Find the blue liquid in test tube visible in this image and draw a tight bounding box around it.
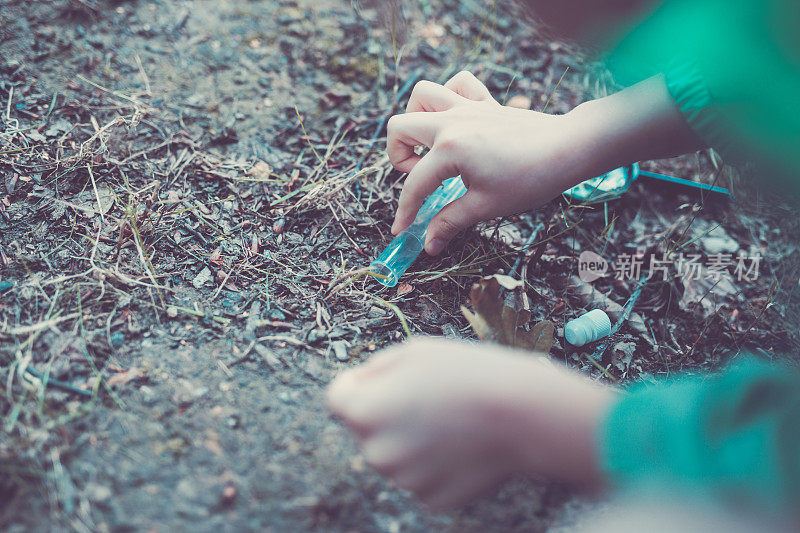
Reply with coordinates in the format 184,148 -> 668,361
370,176 -> 467,287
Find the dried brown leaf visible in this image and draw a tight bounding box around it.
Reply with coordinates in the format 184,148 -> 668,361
461,275 -> 554,353
612,341 -> 637,371
521,320 -> 555,353
460,305 -> 492,341
396,282 -> 413,296
492,274 -> 524,290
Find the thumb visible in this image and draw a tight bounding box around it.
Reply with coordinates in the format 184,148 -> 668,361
424,191 -> 484,256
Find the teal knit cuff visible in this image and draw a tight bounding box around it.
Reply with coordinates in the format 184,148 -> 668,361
599,378 -> 704,491
662,59 -> 737,163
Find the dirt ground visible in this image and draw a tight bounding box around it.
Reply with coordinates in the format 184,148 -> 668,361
2,0 -> 799,531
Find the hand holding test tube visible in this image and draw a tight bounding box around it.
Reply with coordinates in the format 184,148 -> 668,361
370,177 -> 467,287
370,165 -> 718,287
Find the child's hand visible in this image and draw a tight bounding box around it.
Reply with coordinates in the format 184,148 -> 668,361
327,337 -> 615,510
386,71 -> 705,255
387,71 -> 591,255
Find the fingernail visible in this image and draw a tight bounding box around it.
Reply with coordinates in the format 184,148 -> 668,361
426,238 -> 445,256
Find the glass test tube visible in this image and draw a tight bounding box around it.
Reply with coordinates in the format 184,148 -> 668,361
370,176 -> 467,287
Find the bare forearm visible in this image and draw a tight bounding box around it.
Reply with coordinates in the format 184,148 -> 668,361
512,366 -> 618,490
566,74 -> 706,179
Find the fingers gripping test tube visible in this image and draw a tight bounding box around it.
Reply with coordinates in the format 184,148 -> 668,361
370,177 -> 467,287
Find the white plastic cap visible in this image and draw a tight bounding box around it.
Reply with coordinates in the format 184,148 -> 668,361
564,309 -> 612,347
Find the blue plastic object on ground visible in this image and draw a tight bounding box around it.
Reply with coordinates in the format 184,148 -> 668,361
563,164 -> 640,203
564,163 -> 730,203
370,176 -> 467,287
371,165 -> 729,287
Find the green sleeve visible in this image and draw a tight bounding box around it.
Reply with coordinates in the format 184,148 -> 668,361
601,358 -> 800,513
606,0 -> 800,180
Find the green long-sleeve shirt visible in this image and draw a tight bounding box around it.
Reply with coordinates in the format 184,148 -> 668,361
607,0 -> 800,181
599,0 -> 800,512
601,358 -> 800,514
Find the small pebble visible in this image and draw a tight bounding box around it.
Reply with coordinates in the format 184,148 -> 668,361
85,483 -> 112,502
192,267 -> 212,289
220,482 -> 237,505
331,341 -> 349,362
506,94 -> 532,109
267,308 -> 286,320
